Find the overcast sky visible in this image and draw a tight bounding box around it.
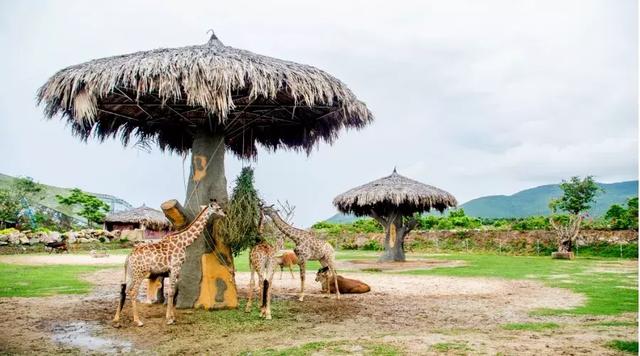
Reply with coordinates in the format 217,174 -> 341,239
0,0 -> 637,226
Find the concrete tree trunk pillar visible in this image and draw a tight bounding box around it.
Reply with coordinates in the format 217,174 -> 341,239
170,131 -> 238,309
378,215 -> 407,262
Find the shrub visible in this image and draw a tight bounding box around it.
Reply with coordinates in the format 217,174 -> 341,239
361,239 -> 382,251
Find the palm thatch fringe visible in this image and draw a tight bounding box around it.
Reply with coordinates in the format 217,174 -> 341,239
105,205 -> 171,231
333,169 -> 458,217
37,32 -> 373,158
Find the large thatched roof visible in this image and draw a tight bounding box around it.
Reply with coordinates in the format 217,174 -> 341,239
333,169 -> 458,217
37,32 -> 373,158
104,205 -> 171,230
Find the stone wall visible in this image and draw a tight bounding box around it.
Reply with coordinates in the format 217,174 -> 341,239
0,229 -> 123,246
331,229 -> 638,254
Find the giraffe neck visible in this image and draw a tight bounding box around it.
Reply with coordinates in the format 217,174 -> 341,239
176,207 -> 212,245
266,211 -> 306,245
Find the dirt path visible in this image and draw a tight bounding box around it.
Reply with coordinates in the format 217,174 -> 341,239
0,264 -> 636,355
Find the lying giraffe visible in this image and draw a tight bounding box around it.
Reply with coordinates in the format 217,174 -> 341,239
261,204 -> 340,301
113,201 -> 225,326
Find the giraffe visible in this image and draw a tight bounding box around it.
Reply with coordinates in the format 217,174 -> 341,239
112,201 -> 225,326
244,210 -> 284,319
261,204 -> 340,301
245,242 -> 277,319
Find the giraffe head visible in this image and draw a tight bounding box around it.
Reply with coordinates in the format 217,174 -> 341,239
200,200 -> 226,220
259,201 -> 277,217
315,266 -> 331,282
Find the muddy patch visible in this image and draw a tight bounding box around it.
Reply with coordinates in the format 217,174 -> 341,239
51,321 -> 131,354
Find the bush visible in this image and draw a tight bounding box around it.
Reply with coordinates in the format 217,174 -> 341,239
311,218 -> 382,236
361,239 -> 382,251
0,228 -> 19,235
512,216 -> 550,231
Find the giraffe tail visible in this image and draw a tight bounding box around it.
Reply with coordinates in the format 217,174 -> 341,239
118,256 -> 129,311
261,279 -> 269,308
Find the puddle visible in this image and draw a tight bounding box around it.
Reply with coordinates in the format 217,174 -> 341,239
51,321 -> 132,354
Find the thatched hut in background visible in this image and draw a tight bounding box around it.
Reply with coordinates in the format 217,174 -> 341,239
105,205 -> 171,240
333,169 -> 457,262
37,31 -> 372,309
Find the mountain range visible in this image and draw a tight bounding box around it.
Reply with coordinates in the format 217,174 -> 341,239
326,180 -> 638,223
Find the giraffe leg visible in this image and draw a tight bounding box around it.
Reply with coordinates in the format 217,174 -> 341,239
128,275 -> 145,327
265,271 -> 274,320
166,270 -> 179,325
245,268 -> 255,312
257,271 -> 266,317
298,261 -> 306,302
289,265 -> 295,279
279,266 -> 283,280
113,259 -> 131,325
329,263 -> 340,300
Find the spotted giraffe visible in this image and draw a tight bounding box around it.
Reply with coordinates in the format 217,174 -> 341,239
261,204 -> 340,301
245,242 -> 277,319
113,201 -> 225,326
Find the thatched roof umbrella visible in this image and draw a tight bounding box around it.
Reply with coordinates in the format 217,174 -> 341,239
333,169 -> 457,261
37,32 -> 373,309
104,205 -> 171,231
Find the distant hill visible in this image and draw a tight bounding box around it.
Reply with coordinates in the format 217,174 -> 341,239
0,173 -> 133,222
325,180 -> 638,222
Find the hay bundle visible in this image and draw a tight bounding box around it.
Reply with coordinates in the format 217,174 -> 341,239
219,167 -> 261,255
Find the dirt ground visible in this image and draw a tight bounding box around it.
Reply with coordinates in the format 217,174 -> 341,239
0,256 -> 636,355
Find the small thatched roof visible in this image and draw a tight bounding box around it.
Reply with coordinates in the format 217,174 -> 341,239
104,205 -> 171,230
37,32 -> 373,158
333,169 -> 458,217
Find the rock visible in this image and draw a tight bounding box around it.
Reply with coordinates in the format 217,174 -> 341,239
48,231 -> 61,242
8,233 -> 22,245
19,236 -> 30,245
0,234 -> 8,242
65,232 -> 77,244
28,237 -> 39,245
551,251 -> 575,260
0,241 -> 7,246
77,237 -> 90,244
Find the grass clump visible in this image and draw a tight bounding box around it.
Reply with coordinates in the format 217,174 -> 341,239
588,321 -> 637,327
187,300 -> 296,334
0,263 -> 107,297
605,340 -> 638,354
431,341 -> 470,353
502,322 -> 560,331
242,340 -> 402,355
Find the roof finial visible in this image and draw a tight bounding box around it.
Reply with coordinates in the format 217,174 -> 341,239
206,29 -> 223,46
393,166 -> 397,174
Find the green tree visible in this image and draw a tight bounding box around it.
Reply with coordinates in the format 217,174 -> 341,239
56,188 -> 110,228
605,197 -> 639,230
548,176 -> 601,254
0,177 -> 44,228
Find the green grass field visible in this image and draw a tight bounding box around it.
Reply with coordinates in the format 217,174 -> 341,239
0,250 -> 636,319
0,264 -> 109,297
400,253 -> 638,316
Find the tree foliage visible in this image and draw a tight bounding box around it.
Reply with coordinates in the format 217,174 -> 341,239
219,167 -> 261,256
56,188 -> 110,227
0,177 -> 44,226
605,197 -> 639,230
549,176 -> 601,215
